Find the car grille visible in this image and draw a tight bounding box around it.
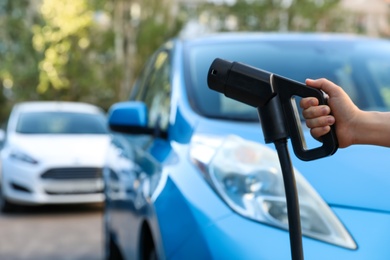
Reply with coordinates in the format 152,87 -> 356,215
45,190 -> 102,195
41,167 -> 103,180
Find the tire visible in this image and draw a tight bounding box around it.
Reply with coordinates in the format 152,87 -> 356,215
0,185 -> 16,213
145,247 -> 157,260
140,225 -> 158,260
105,232 -> 123,260
103,200 -> 122,260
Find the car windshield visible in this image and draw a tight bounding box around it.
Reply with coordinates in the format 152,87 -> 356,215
185,37 -> 390,121
16,111 -> 108,134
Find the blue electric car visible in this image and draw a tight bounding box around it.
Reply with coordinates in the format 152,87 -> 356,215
103,32 -> 390,259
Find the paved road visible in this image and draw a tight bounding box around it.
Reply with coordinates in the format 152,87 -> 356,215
0,204 -> 104,260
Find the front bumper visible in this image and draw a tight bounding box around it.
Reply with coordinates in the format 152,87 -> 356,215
1,159 -> 104,205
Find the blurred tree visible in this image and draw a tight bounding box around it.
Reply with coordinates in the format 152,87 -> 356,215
111,0 -> 184,100
0,0 -> 41,121
0,84 -> 9,124
0,0 -> 184,121
31,0 -> 121,108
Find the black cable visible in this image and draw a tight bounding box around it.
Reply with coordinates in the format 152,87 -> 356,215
274,139 -> 304,260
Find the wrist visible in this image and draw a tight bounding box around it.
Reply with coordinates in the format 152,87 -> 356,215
353,111 -> 390,147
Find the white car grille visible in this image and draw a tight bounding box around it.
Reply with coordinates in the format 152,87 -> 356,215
41,167 -> 103,180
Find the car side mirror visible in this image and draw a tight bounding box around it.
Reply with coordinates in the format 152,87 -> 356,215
107,101 -> 149,133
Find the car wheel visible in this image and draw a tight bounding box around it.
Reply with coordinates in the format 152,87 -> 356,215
140,225 -> 158,260
104,203 -> 122,260
105,232 -> 122,260
145,248 -> 157,260
0,183 -> 16,213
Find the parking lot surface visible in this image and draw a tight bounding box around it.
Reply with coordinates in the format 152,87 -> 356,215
0,204 -> 103,260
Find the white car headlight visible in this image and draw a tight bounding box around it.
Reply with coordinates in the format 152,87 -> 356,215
9,149 -> 39,164
190,134 -> 356,249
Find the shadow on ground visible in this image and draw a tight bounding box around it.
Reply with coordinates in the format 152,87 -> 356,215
3,202 -> 103,216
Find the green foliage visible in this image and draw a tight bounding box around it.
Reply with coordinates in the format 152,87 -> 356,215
30,0 -> 121,110
135,0 -> 184,77
0,0 -> 41,120
33,0 -> 92,92
0,0 -> 184,122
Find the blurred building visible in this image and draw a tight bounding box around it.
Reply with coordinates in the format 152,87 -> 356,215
341,0 -> 390,36
175,0 -> 390,37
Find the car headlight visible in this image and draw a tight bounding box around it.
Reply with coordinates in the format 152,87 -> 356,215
9,150 -> 39,164
190,134 -> 356,249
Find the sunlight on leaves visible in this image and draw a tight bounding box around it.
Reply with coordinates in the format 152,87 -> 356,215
33,0 -> 93,93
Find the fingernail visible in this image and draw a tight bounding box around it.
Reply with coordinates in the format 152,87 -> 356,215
327,116 -> 335,125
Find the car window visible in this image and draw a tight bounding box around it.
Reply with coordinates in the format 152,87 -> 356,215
16,112 -> 108,134
133,50 -> 171,131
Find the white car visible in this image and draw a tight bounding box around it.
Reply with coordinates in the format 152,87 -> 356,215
0,101 -> 110,212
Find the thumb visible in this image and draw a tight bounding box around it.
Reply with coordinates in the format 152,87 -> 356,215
306,78 -> 340,97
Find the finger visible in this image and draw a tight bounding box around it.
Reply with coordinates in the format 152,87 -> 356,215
310,126 -> 331,140
305,115 -> 335,129
300,97 -> 319,109
302,105 -> 331,119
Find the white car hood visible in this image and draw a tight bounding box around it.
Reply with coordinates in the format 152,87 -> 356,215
7,133 -> 110,167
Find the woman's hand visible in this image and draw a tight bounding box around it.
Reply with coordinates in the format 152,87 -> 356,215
300,78 -> 361,148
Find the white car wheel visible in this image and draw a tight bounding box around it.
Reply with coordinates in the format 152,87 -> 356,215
0,182 -> 16,213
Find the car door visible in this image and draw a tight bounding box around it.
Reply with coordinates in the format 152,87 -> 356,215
106,46 -> 173,258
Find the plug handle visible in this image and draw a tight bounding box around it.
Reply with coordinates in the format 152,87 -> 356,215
272,74 -> 338,161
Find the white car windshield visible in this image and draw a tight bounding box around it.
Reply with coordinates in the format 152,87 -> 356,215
15,111 -> 108,134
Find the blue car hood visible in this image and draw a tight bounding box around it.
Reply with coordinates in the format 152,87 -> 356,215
293,144 -> 390,213
195,119 -> 390,213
